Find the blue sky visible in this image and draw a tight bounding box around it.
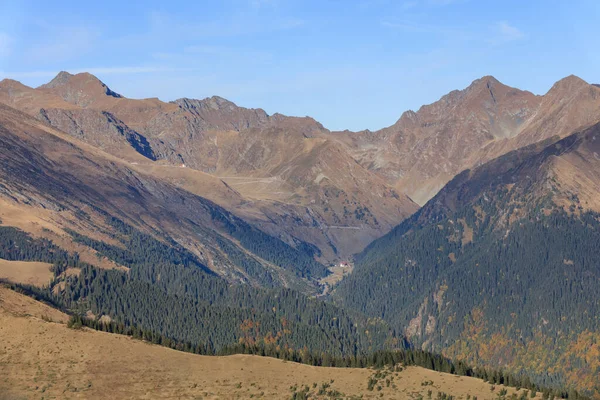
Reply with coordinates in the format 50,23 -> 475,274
0,0 -> 598,131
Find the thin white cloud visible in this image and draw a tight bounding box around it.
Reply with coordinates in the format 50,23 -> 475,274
145,10 -> 304,39
382,18 -> 524,47
498,21 -> 524,40
26,26 -> 98,62
250,0 -> 279,7
491,21 -> 525,44
0,32 -> 12,57
0,66 -> 196,80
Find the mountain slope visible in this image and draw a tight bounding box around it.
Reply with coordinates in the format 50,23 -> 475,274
0,102 -> 328,289
0,72 -> 417,261
0,285 -> 541,400
334,124 -> 600,396
0,101 -> 408,358
332,75 -> 600,205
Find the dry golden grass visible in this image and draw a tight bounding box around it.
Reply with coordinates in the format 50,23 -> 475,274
551,151 -> 600,213
457,218 -> 474,246
133,163 -> 248,208
0,198 -> 66,236
0,287 -> 541,400
0,286 -> 68,323
0,258 -> 53,287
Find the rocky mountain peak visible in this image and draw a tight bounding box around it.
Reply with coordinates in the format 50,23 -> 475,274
174,96 -> 243,113
429,76 -> 507,110
39,71 -> 74,89
465,75 -> 514,100
546,74 -> 589,96
469,75 -> 500,89
205,96 -> 236,110
0,78 -> 29,88
399,110 -> 418,120
0,79 -> 32,95
38,71 -> 122,107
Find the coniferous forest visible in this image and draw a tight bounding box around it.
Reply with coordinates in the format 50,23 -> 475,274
334,186 -> 600,395
1,197 -> 598,399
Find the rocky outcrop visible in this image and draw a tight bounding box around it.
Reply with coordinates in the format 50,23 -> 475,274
37,108 -> 156,161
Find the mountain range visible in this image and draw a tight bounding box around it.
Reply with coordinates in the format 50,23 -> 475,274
333,75 -> 600,205
0,72 -> 418,264
1,71 -> 600,398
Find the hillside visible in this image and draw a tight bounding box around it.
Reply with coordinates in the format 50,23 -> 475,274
0,285 -> 543,400
0,99 -> 398,354
332,75 -> 600,204
0,72 -> 417,261
334,124 -> 600,396
0,100 -> 336,290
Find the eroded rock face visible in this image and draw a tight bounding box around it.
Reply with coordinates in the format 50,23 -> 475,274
330,75 -> 600,205
37,108 -> 156,161
0,72 -> 418,261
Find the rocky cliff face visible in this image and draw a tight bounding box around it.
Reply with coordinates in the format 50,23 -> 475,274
36,108 -> 157,161
331,75 -> 600,205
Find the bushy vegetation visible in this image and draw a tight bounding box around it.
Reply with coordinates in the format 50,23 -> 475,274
0,226 -> 72,265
